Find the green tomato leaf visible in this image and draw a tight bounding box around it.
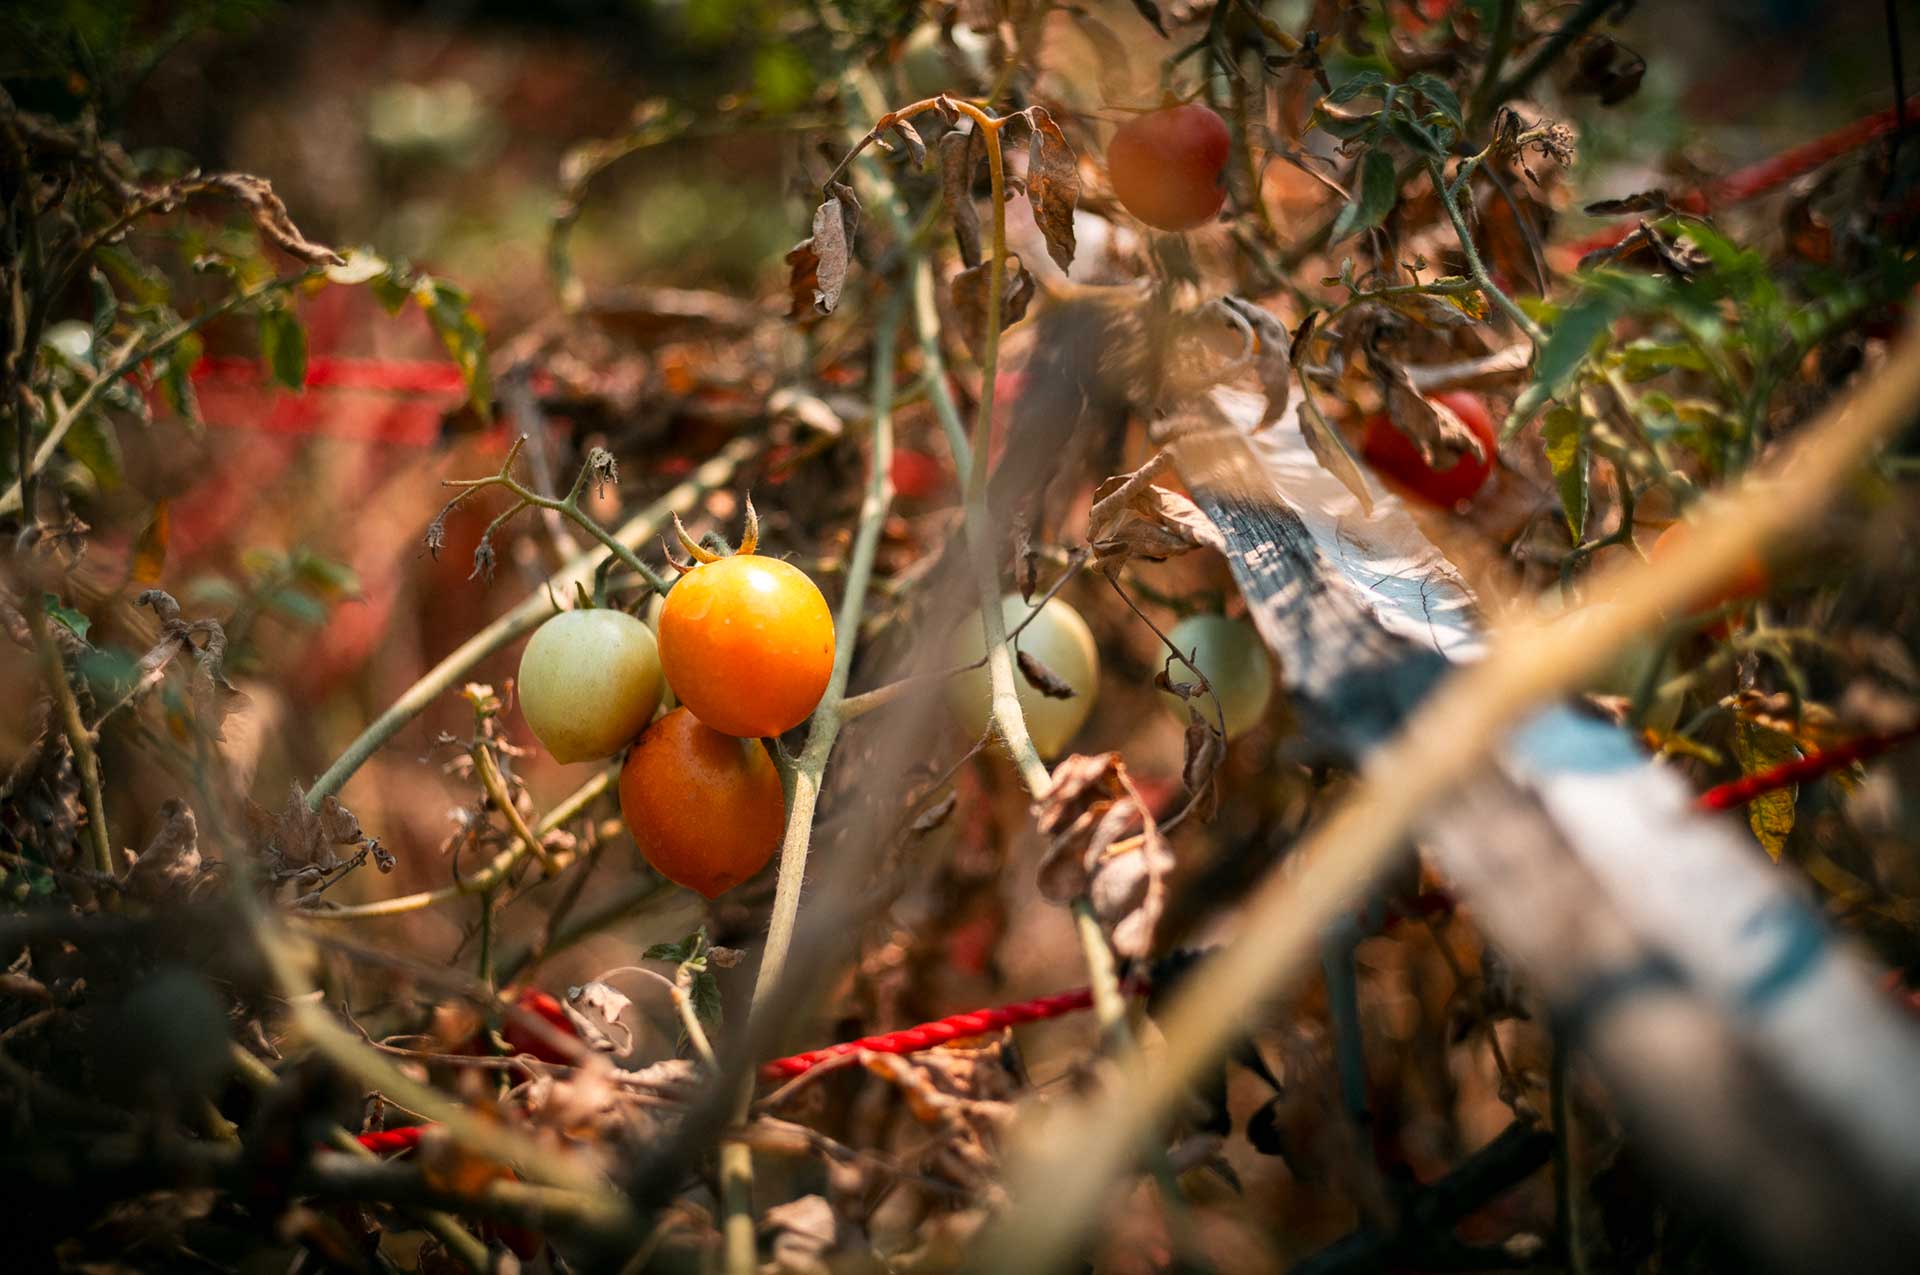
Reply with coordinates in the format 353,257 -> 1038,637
1330,150 -> 1398,244
1405,72 -> 1463,130
1326,70 -> 1387,104
414,276 -> 492,422
43,594 -> 91,642
1541,406 -> 1589,539
88,268 -> 118,363
1535,295 -> 1620,397
258,306 -> 308,390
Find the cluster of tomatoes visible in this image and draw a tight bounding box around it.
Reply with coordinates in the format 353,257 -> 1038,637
517,541 -> 834,897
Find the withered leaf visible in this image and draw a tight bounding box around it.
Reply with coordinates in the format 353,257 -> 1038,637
564,981 -> 635,1054
1125,0 -> 1168,37
939,128 -> 984,267
255,784 -> 368,874
1087,456 -> 1225,568
1220,296 -> 1292,425
1583,190 -> 1674,217
950,253 -> 1036,354
784,183 -> 861,318
1383,285 -> 1488,328
892,118 -> 928,167
1016,649 -> 1076,700
125,797 -> 203,901
1182,709 -> 1223,823
1023,106 -> 1080,273
1379,359 -> 1486,473
911,790 -> 959,835
1033,753 -> 1174,958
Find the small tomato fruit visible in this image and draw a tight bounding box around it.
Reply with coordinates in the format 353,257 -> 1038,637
1649,519 -> 1770,637
1158,614 -> 1275,739
948,594 -> 1099,759
1106,103 -> 1232,232
518,609 -> 663,763
1359,390 -> 1498,510
621,707 -> 785,898
658,554 -> 835,738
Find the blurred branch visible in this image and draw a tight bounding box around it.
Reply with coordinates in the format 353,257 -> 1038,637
305,434 -> 757,808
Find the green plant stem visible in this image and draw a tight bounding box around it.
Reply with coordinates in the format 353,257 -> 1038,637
1426,157 -> 1547,346
1467,0 -> 1520,131
306,435 -> 756,808
719,287 -> 907,1275
299,768 -> 613,921
0,269 -> 313,517
29,603 -> 113,877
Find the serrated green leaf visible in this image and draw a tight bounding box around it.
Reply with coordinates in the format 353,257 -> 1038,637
369,267 -> 413,316
643,928 -> 707,966
1326,70 -> 1386,104
65,412 -> 123,490
43,594 -> 91,641
1733,722 -> 1801,861
258,307 -> 307,390
1312,110 -> 1376,142
1330,150 -> 1398,244
1405,72 -> 1463,129
1536,296 -> 1620,396
1541,406 -> 1589,539
415,277 -> 492,422
689,969 -> 723,1029
1613,340 -> 1709,382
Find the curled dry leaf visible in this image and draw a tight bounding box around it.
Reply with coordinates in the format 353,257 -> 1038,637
761,1195 -> 856,1275
1033,752 -> 1174,958
1016,649 -> 1076,700
1379,360 -> 1486,471
195,173 -> 344,266
132,589 -> 249,740
784,182 -> 861,318
1022,106 -> 1079,273
1181,709 -> 1224,821
949,253 -> 1036,354
124,797 -> 203,901
938,128 -> 984,267
1087,453 -> 1225,569
892,118 -> 928,167
564,981 -> 635,1054
1219,296 -> 1293,426
251,783 -> 368,875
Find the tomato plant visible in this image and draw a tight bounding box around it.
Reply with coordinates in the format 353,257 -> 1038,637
1159,614 -> 1275,739
657,554 -> 834,739
1105,103 -> 1231,232
948,595 -> 1099,759
1359,390 -> 1498,510
517,609 -> 663,763
620,707 -> 785,898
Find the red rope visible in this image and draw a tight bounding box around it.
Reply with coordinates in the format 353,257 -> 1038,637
354,1125 -> 429,1154
758,986 -> 1107,1081
1565,95 -> 1920,259
1696,725 -> 1920,813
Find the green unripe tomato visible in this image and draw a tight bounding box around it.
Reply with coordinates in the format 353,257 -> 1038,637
949,594 -> 1099,759
518,609 -> 663,763
1158,614 -> 1274,739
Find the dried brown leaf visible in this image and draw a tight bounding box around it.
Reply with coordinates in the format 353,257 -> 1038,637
949,254 -> 1035,354
563,981 -> 634,1054
1087,455 -> 1225,568
1220,296 -> 1292,425
1023,106 -> 1079,273
1032,752 -> 1174,957
1380,360 -> 1485,471
125,797 -> 203,901
1016,649 -> 1076,700
784,184 -> 861,318
938,128 -> 984,267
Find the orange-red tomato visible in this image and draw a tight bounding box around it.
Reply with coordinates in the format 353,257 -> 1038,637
500,988 -> 577,1064
620,707 -> 785,898
889,448 -> 949,502
1649,519 -> 1771,636
1106,103 -> 1231,232
657,554 -> 834,738
1359,390 -> 1498,509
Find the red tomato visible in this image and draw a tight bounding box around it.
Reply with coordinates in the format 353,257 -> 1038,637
1359,390 -> 1497,509
1106,104 -> 1231,232
1649,519 -> 1771,637
657,553 -> 835,738
500,988 -> 578,1064
890,447 -> 949,501
620,707 -> 786,898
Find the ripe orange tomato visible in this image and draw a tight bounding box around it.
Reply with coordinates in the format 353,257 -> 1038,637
1649,519 -> 1770,636
620,707 -> 785,898
657,554 -> 834,738
1359,390 -> 1497,510
1106,103 -> 1231,232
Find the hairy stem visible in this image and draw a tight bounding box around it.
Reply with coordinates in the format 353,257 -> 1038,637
1426,157 -> 1546,346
